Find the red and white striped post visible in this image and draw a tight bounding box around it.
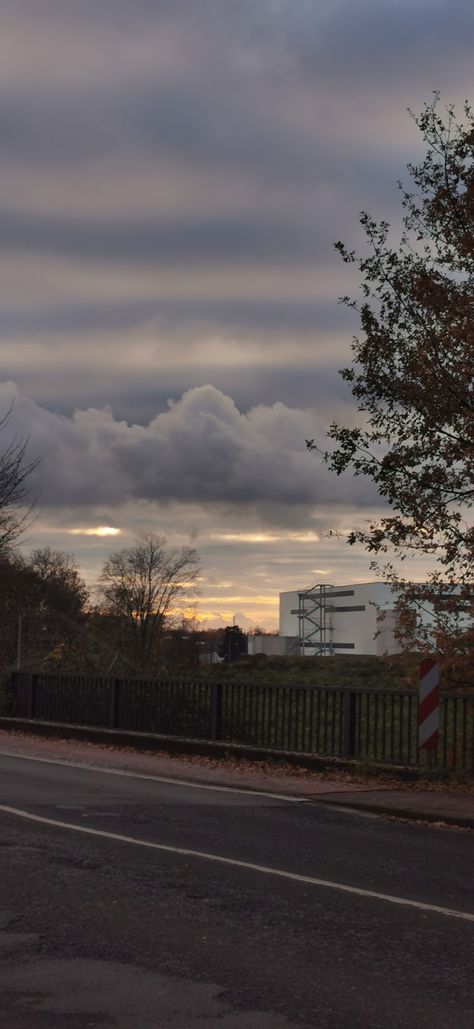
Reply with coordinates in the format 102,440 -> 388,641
418,658 -> 440,751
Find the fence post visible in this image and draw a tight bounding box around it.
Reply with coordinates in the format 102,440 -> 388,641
8,671 -> 18,713
109,678 -> 121,729
210,683 -> 223,741
343,690 -> 356,757
27,673 -> 38,720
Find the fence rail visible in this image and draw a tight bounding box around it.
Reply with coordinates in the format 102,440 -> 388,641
6,672 -> 474,771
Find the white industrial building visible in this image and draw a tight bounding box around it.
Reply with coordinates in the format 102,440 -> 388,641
247,581 -> 471,659
279,582 -> 402,657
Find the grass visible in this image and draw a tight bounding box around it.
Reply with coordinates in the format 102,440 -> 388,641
193,652 -> 421,689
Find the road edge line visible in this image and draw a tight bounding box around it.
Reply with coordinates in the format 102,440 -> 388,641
0,749 -> 305,803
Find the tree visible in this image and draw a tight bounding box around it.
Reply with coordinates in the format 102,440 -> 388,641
29,547 -> 89,619
0,548 -> 89,672
97,533 -> 200,674
218,625 -> 247,662
0,405 -> 38,552
308,96 -> 474,678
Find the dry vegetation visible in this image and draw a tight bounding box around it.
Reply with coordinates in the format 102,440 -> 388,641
194,652 -> 422,689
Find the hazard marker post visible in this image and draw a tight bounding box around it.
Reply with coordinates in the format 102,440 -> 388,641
418,658 -> 440,752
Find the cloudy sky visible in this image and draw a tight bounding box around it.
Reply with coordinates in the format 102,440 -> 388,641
1,0 -> 472,628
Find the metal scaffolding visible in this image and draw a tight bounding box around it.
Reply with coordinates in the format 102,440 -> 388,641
294,585 -> 366,655
296,584 -> 334,656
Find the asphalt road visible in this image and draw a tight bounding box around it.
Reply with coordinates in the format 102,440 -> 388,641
0,753 -> 473,1028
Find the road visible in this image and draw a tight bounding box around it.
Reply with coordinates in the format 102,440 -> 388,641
0,752 -> 472,1028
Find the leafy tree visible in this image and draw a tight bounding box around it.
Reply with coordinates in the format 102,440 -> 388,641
97,533 -> 200,674
308,96 -> 474,677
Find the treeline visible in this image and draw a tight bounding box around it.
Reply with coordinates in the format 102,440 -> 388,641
0,534 -> 223,678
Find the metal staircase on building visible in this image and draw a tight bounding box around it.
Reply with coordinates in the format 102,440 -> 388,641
293,585 -> 362,656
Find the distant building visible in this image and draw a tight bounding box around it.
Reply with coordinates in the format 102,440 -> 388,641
279,582 -> 404,657
247,634 -> 299,657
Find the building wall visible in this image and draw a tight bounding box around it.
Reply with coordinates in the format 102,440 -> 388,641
279,582 -> 402,656
247,634 -> 298,657
279,591 -> 300,638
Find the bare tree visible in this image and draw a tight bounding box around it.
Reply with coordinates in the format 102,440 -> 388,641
0,405 -> 38,552
97,534 -> 200,674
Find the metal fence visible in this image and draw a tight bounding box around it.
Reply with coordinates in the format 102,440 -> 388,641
7,672 -> 474,771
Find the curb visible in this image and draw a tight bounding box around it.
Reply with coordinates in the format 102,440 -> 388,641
314,795 -> 474,830
0,715 -> 425,779
0,716 -> 421,777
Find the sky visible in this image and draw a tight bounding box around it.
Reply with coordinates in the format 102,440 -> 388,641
1,0 -> 472,629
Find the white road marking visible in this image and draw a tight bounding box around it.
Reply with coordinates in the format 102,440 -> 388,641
0,803 -> 473,924
0,750 -> 305,803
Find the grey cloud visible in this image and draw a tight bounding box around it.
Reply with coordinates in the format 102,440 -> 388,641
0,296 -> 354,337
11,0 -> 474,57
281,1 -> 474,84
0,360 -> 353,428
70,366 -> 355,428
2,1 -> 468,195
0,79 -> 350,189
0,0 -> 468,615
1,382 -> 377,516
6,0 -> 210,27
0,73 -> 430,200
0,209 -> 326,266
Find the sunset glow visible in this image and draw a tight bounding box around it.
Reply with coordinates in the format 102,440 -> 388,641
69,526 -> 121,537
210,532 -> 320,544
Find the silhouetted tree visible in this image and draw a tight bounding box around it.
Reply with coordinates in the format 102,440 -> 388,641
29,547 -> 89,619
0,405 -> 38,551
97,534 -> 200,674
308,96 -> 474,678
